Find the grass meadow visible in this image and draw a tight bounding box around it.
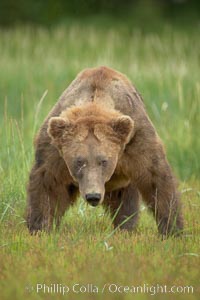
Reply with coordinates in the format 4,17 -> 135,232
0,21 -> 200,300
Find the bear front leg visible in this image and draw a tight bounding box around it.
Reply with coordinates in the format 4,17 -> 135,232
104,184 -> 140,231
137,159 -> 184,237
26,165 -> 71,234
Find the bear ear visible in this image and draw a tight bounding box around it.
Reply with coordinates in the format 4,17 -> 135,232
110,115 -> 134,144
47,117 -> 71,140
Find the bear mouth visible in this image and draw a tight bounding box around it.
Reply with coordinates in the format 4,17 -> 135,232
88,200 -> 99,207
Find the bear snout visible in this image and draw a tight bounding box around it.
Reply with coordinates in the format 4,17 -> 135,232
85,193 -> 101,207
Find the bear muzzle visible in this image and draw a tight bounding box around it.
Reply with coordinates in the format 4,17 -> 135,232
85,193 -> 101,207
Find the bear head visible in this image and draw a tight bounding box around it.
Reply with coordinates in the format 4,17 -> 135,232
47,103 -> 134,206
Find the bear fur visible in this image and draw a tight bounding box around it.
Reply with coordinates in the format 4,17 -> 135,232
26,66 -> 183,236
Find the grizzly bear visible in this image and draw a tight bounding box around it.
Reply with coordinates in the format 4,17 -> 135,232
26,66 -> 183,236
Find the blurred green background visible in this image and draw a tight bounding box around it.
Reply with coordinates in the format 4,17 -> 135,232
0,0 -> 200,28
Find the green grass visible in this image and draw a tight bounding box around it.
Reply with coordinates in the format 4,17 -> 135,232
0,22 -> 200,300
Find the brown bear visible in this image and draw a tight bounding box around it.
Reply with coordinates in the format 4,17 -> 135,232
26,66 -> 183,236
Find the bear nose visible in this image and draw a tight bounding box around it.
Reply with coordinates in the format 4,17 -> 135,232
85,193 -> 101,207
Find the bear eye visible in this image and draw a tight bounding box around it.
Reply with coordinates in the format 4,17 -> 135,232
97,157 -> 108,167
101,159 -> 108,167
75,157 -> 86,169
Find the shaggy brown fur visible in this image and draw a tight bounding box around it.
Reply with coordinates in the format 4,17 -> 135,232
26,66 -> 183,236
